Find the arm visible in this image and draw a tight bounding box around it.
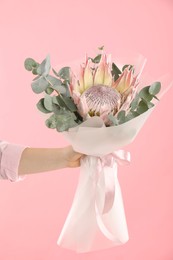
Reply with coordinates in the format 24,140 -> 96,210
18,146 -> 83,176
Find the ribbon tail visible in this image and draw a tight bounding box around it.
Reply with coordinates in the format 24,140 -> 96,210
95,164 -> 129,245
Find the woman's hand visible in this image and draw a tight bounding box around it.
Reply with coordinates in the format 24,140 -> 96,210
62,146 -> 84,168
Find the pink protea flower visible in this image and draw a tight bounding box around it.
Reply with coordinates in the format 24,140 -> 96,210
70,54 -> 139,124
78,85 -> 121,123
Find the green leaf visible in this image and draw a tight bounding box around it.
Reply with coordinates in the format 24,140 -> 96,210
122,64 -> 134,72
46,109 -> 77,132
52,103 -> 61,114
113,74 -> 119,81
33,75 -> 40,81
147,102 -> 155,109
61,83 -> 71,97
74,111 -> 83,123
46,75 -> 66,94
32,68 -> 39,75
56,115 -> 77,132
136,100 -> 149,114
131,111 -> 139,117
53,67 -> 70,80
37,55 -> 51,76
130,94 -> 140,111
46,75 -> 61,85
92,54 -> 102,63
98,45 -> 104,50
152,95 -> 159,101
124,111 -> 139,123
117,110 -> 126,124
108,114 -> 118,126
53,95 -> 76,111
149,82 -> 161,96
31,77 -> 50,94
45,87 -> 54,95
112,63 -> 121,75
52,96 -> 59,105
139,86 -> 153,102
52,68 -> 59,77
111,63 -> 121,81
53,95 -> 66,108
44,94 -> 53,111
61,96 -> 77,112
45,114 -> 57,129
36,98 -> 51,114
24,58 -> 38,71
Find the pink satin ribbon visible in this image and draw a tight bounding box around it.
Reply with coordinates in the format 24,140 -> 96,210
94,150 -> 130,242
97,150 -> 131,214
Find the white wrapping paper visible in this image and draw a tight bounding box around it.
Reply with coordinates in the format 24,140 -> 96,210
57,108 -> 154,252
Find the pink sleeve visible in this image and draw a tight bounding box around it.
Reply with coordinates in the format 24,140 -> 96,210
0,141 -> 27,182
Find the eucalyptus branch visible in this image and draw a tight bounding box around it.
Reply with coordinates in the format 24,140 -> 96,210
44,76 -> 60,96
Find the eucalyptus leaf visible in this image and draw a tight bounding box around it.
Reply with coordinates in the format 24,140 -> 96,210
62,96 -> 77,112
52,96 -> 59,105
56,114 -> 78,132
33,75 -> 40,81
52,103 -> 61,114
36,98 -> 51,114
74,111 -> 83,123
45,87 -> 54,95
37,55 -> 51,76
152,95 -> 159,101
53,67 -> 70,80
44,94 -> 53,111
31,77 -> 50,94
45,114 -> 57,129
131,111 -> 139,117
124,111 -> 139,123
136,100 -> 149,114
46,75 -> 66,94
53,95 -> 67,108
32,68 -> 39,75
117,110 -> 126,124
46,109 -> 77,132
52,68 -> 59,77
130,94 -> 140,111
46,75 -> 62,86
53,95 -> 77,112
139,86 -> 153,102
108,114 -> 118,126
61,83 -> 71,97
149,82 -> 161,96
24,58 -> 37,71
147,102 -> 155,109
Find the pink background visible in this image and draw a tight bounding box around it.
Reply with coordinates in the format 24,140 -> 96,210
0,0 -> 173,259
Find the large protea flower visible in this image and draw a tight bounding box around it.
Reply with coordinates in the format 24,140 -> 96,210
70,54 -> 139,125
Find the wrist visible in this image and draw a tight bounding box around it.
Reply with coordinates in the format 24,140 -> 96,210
56,147 -> 69,169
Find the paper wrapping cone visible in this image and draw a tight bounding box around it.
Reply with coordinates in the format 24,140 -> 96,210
57,108 -> 154,252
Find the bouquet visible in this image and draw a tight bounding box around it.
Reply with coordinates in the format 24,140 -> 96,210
25,47 -> 165,252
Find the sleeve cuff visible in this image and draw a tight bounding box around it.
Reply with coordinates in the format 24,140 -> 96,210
1,143 -> 27,182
